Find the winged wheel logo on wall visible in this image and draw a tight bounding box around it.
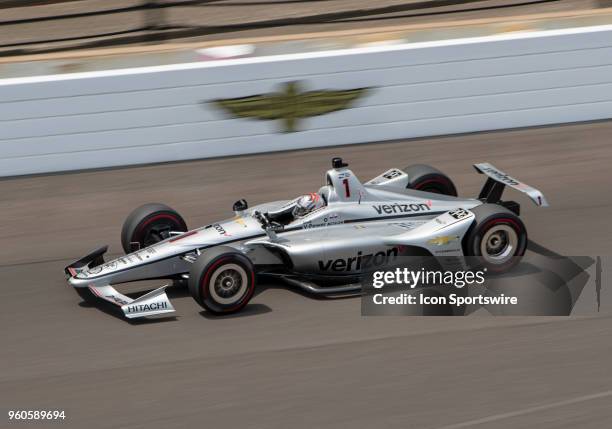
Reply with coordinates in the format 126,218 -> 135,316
210,81 -> 370,133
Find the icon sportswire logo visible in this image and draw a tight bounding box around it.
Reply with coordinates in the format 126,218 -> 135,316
210,81 -> 371,132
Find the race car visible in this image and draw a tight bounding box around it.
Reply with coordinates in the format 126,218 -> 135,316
65,158 -> 547,319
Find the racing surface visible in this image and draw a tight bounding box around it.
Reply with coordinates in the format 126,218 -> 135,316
2,120 -> 612,428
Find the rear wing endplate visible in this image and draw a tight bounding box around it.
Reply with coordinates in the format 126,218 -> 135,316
474,163 -> 548,207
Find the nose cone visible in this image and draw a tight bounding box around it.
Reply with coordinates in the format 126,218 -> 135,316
68,274 -> 90,288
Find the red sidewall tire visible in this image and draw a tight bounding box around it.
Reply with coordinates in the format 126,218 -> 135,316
412,175 -> 457,196
131,212 -> 184,244
403,164 -> 458,197
121,204 -> 187,253
467,214 -> 527,273
189,250 -> 256,314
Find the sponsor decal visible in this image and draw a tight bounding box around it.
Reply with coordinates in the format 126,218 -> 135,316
213,223 -> 231,236
372,201 -> 431,215
319,247 -> 399,272
105,294 -> 130,306
393,222 -> 420,229
211,81 -> 370,133
428,235 -> 459,246
382,169 -> 404,180
103,261 -> 117,270
125,301 -> 168,314
303,216 -> 343,229
136,249 -> 154,260
135,248 -> 156,260
481,166 -> 520,186
434,248 -> 461,254
234,216 -> 248,227
448,208 -> 471,220
87,265 -> 103,274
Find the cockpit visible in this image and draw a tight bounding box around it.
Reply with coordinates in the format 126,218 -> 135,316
266,191 -> 327,225
258,157 -> 363,227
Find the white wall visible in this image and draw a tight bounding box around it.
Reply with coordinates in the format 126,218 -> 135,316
1,25 -> 612,177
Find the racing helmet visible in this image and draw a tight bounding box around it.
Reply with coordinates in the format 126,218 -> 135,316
293,193 -> 321,217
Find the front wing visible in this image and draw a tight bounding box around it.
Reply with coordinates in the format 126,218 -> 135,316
87,284 -> 175,319
65,247 -> 176,319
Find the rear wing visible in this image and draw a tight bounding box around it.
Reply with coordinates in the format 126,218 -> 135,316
474,163 -> 548,207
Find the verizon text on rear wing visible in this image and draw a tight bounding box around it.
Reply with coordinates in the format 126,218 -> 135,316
474,163 -> 549,207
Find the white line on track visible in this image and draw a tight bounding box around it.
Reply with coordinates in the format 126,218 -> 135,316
435,389 -> 612,429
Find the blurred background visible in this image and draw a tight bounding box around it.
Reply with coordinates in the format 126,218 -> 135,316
0,0 -> 606,57
2,3 -> 612,429
1,0 -> 610,78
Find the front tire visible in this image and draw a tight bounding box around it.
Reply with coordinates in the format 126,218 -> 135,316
188,247 -> 256,314
464,204 -> 527,272
121,203 -> 187,253
403,164 -> 457,196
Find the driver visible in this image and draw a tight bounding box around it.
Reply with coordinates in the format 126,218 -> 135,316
293,193 -> 324,217
266,192 -> 325,224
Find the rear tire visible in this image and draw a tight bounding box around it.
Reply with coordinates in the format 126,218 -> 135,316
464,204 -> 527,272
121,203 -> 187,253
403,164 -> 457,196
188,246 -> 256,314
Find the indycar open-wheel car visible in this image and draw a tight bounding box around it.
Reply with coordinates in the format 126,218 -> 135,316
65,158 -> 547,319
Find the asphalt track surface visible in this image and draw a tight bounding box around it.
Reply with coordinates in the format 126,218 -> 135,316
0,0 -> 600,56
2,121 -> 612,428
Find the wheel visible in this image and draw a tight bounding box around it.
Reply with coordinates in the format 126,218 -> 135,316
464,204 -> 528,272
188,246 -> 256,314
121,203 -> 187,253
403,164 -> 457,196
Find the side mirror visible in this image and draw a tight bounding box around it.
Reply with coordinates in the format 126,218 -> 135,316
233,199 -> 248,213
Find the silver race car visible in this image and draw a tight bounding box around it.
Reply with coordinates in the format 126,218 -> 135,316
65,158 -> 547,319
